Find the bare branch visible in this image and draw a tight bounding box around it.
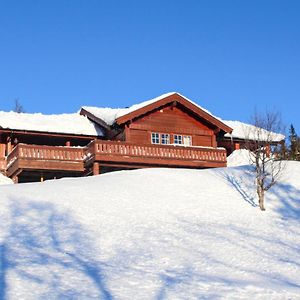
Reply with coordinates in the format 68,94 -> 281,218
243,109 -> 285,211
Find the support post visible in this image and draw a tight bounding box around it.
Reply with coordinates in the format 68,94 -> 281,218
266,144 -> 270,158
12,175 -> 18,184
93,162 -> 100,175
234,143 -> 240,150
6,137 -> 12,155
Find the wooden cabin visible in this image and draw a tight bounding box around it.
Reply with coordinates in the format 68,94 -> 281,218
0,92 -> 284,183
80,93 -> 233,175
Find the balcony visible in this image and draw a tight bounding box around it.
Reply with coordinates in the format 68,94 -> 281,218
6,144 -> 85,178
85,140 -> 227,170
4,140 -> 227,180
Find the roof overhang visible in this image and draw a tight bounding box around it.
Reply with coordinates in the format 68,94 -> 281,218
80,108 -> 111,131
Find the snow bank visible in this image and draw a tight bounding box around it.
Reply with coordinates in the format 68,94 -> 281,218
0,111 -> 104,136
227,149 -> 253,167
0,163 -> 300,298
0,173 -> 13,185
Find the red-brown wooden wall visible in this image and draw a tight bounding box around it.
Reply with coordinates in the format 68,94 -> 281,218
121,105 -> 217,147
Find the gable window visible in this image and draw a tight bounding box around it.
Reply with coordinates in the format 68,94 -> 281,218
174,134 -> 183,145
161,133 -> 170,145
151,133 -> 160,144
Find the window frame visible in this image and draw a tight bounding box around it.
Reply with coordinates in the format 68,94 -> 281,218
173,134 -> 183,145
183,135 -> 192,146
161,133 -> 170,145
151,132 -> 160,144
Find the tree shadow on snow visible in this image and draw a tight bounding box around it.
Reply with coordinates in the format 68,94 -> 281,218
216,168 -> 258,208
153,218 -> 300,299
0,198 -> 113,300
217,168 -> 300,221
269,182 -> 300,221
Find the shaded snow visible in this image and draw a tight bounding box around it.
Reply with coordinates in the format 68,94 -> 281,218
0,163 -> 300,299
0,111 -> 104,136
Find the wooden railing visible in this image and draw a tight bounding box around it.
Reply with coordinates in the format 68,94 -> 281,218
5,141 -> 227,175
87,140 -> 227,162
6,144 -> 85,169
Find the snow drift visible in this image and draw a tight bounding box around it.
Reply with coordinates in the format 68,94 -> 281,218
0,173 -> 13,185
0,162 -> 300,299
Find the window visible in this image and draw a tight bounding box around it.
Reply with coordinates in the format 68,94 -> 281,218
183,135 -> 192,146
161,133 -> 170,145
174,134 -> 183,145
151,133 -> 160,144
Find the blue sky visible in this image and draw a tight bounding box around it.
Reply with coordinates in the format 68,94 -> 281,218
0,0 -> 299,133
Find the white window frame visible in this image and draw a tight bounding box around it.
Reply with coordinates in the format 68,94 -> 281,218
183,135 -> 192,146
174,134 -> 183,145
151,132 -> 160,144
161,133 -> 170,145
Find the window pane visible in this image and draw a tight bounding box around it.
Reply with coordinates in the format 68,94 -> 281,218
174,135 -> 183,144
161,133 -> 170,145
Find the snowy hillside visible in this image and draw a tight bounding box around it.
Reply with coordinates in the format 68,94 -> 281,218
0,162 -> 300,299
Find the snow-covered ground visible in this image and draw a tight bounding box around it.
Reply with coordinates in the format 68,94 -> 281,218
0,159 -> 300,299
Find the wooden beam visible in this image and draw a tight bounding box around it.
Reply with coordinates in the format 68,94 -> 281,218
93,162 -> 100,175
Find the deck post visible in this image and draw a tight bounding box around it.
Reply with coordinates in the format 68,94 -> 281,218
6,137 -> 12,155
234,142 -> 240,150
93,162 -> 100,175
66,141 -> 71,147
41,173 -> 44,182
12,175 -> 18,184
266,144 -> 270,157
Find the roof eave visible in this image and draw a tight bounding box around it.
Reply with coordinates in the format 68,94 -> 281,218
80,108 -> 111,130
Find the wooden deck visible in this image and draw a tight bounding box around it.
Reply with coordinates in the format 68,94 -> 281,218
85,140 -> 227,170
4,141 -> 227,180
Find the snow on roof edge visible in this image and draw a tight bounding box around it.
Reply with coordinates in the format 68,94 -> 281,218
81,92 -> 226,128
223,120 -> 285,142
0,110 -> 104,137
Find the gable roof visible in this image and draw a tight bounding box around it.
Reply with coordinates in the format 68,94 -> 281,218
81,92 -> 233,133
0,111 -> 104,137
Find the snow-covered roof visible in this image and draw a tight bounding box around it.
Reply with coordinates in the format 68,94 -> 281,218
223,120 -> 285,142
81,92 -> 284,142
0,111 -> 104,136
82,92 -> 219,126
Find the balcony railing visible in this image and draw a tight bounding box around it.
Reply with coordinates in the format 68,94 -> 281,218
7,144 -> 85,166
5,140 -> 227,178
86,140 -> 227,166
6,144 -> 85,176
